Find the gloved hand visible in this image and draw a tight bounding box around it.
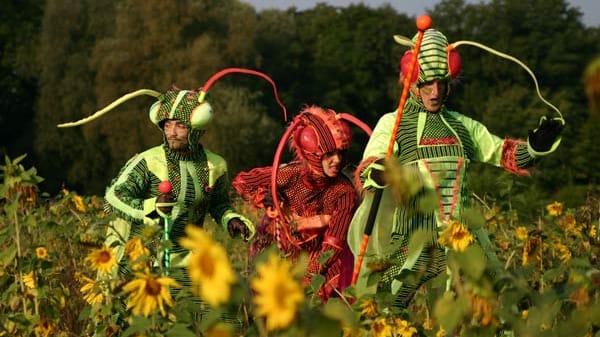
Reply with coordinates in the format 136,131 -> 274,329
369,158 -> 387,186
227,218 -> 250,241
528,116 -> 565,152
262,190 -> 287,209
155,193 -> 176,218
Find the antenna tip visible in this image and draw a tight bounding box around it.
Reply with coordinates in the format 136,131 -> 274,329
416,15 -> 432,31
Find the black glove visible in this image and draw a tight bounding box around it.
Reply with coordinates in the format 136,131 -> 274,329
528,116 -> 564,152
227,218 -> 249,240
262,190 -> 287,209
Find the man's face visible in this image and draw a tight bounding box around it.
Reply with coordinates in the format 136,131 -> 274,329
163,119 -> 190,151
321,151 -> 342,178
413,80 -> 448,112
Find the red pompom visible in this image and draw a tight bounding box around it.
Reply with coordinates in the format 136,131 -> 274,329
416,15 -> 432,31
158,180 -> 172,194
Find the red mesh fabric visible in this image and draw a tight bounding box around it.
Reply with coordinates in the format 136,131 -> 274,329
232,161 -> 358,301
501,138 -> 531,176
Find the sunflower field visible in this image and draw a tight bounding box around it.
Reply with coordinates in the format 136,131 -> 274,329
1,154 -> 599,337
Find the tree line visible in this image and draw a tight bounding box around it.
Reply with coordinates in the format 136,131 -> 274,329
1,0 -> 600,219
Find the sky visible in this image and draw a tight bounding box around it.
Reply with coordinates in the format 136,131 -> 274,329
240,0 -> 599,27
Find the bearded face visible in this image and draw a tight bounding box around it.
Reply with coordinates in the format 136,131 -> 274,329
163,119 -> 190,151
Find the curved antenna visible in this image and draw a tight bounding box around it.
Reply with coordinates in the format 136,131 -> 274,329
393,35 -> 416,48
198,67 -> 288,122
339,113 -> 373,137
450,40 -> 564,121
270,118 -> 302,251
57,89 -> 161,128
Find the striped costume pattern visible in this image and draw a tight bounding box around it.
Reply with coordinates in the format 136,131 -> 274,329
348,95 -> 537,308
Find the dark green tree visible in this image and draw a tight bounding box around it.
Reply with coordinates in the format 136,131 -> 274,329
34,0 -> 273,195
0,0 -> 43,160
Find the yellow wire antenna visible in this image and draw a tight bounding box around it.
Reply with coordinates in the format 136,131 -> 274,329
57,89 -> 161,128
451,40 -> 563,120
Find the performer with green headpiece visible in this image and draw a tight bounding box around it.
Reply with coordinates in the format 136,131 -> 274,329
347,25 -> 565,308
58,68 -> 287,332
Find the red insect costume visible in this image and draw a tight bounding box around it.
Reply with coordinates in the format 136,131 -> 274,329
233,105 -> 359,301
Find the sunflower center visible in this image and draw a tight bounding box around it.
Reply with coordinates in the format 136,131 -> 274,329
99,250 -> 111,263
274,281 -> 288,308
145,278 -> 162,296
199,251 -> 215,276
453,231 -> 466,240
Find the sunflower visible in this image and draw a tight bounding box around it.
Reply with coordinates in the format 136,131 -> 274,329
179,225 -> 236,307
359,298 -> 379,318
392,318 -> 418,337
35,247 -> 48,259
553,241 -> 572,263
546,201 -> 563,217
72,194 -> 87,212
124,237 -> 151,271
515,227 -> 528,241
23,271 -> 36,289
33,319 -> 55,337
422,318 -> 435,331
79,274 -> 104,305
84,245 -> 118,274
437,220 -> 474,252
589,225 -> 597,238
370,317 -> 392,337
561,214 -> 577,234
122,272 -> 179,317
522,237 -> 542,266
468,292 -> 496,327
251,253 -> 304,332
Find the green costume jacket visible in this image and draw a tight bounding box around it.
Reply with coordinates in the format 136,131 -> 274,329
348,97 -> 559,295
104,143 -> 251,264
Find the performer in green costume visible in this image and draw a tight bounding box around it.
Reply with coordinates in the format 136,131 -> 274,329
58,68 -> 287,332
103,88 -> 254,265
347,28 -> 564,308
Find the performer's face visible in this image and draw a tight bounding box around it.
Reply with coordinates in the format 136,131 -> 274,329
163,119 -> 190,151
414,80 -> 447,112
321,151 -> 342,178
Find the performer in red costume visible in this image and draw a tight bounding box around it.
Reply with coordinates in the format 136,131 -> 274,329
233,105 -> 367,301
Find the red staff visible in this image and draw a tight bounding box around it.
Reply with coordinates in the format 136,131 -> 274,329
351,14 -> 432,286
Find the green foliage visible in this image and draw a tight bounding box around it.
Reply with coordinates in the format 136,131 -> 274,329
0,0 -> 42,159
0,154 -> 44,193
0,158 -> 108,336
1,157 -> 599,337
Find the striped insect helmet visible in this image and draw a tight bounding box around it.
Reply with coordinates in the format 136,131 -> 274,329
396,28 -> 462,85
289,106 -> 352,177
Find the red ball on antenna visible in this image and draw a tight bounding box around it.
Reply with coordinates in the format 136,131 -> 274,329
158,181 -> 172,194
416,15 -> 432,31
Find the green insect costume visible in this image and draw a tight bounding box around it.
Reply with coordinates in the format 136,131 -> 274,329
57,68 -> 287,332
103,88 -> 255,268
347,29 -> 564,308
